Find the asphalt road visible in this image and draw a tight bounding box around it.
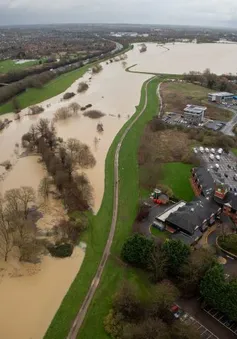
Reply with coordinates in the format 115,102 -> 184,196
67,76 -> 156,339
220,106 -> 237,136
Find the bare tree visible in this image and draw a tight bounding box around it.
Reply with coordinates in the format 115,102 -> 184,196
68,102 -> 80,115
38,176 -> 51,201
0,196 -> 13,261
5,187 -> 36,239
67,138 -> 96,169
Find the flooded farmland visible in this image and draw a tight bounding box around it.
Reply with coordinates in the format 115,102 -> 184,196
0,42 -> 236,339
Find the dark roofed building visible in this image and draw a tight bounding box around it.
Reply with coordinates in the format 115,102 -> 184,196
214,191 -> 237,224
192,167 -> 215,197
166,196 -> 221,238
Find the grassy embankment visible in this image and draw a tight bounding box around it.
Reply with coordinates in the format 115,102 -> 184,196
161,82 -> 233,121
126,64 -> 181,79
44,76 -> 156,339
77,77 -> 160,338
0,46 -> 132,115
0,59 -> 38,73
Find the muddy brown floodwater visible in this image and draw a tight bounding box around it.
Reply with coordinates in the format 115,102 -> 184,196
0,42 -> 235,339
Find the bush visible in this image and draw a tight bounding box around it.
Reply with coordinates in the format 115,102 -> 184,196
97,123 -> 104,133
29,105 -> 44,115
0,160 -> 12,170
83,110 -> 105,119
85,104 -> 92,108
77,82 -> 89,93
121,233 -> 155,268
54,107 -> 73,121
136,202 -> 150,221
218,234 -> 237,255
92,64 -> 103,74
63,92 -> 75,100
47,243 -> 74,258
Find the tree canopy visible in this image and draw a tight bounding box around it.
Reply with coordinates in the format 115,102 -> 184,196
162,239 -> 190,276
121,233 -> 155,268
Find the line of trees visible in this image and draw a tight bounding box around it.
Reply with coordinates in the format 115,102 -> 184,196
183,68 -> 237,93
104,279 -> 200,339
119,233 -> 237,326
22,118 -> 96,212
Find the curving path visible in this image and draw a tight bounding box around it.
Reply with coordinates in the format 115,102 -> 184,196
67,76 -> 156,339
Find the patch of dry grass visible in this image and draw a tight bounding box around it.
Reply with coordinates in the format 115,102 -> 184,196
139,128 -> 191,164
161,82 -> 233,121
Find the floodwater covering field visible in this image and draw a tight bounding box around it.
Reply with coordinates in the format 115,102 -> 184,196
0,42 -> 235,339
132,42 -> 237,75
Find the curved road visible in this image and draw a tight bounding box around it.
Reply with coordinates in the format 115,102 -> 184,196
67,76 -> 156,339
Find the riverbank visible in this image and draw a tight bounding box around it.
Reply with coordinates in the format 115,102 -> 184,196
44,77 -> 159,339
77,77 -> 160,338
0,46 -> 131,115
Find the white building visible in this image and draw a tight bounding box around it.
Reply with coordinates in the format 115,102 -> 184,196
183,105 -> 207,124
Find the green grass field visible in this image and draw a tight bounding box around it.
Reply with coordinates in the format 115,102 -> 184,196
161,162 -> 194,201
150,226 -> 170,240
0,46 -> 132,115
77,77 -> 160,339
0,59 -> 38,73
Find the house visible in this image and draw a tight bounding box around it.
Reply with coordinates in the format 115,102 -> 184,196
208,92 -> 234,103
183,105 -> 207,124
166,197 -> 221,238
191,167 -> 215,197
214,189 -> 237,224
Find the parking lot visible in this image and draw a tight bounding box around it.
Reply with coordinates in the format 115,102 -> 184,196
179,310 -> 219,338
203,305 -> 237,336
162,112 -> 197,128
196,149 -> 237,190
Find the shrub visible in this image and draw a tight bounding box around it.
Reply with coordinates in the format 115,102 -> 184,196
63,92 -> 75,100
29,105 -> 44,115
85,104 -> 92,108
83,110 -> 105,119
80,106 -> 86,111
92,64 -> 103,74
47,243 -> 74,258
218,234 -> 237,255
121,233 -> 155,268
97,122 -> 104,133
77,82 -> 89,93
0,160 -> 12,170
54,107 -> 72,121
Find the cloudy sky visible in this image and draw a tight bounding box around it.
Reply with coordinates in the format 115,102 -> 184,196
0,0 -> 237,27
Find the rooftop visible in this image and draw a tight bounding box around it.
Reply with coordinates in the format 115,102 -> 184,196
208,92 -> 234,97
184,105 -> 207,114
193,167 -> 215,197
166,196 -> 220,235
156,201 -> 186,222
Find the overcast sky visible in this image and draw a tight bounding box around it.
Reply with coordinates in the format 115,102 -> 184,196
1,0 -> 237,27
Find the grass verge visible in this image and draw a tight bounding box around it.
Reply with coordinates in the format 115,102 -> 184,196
151,226 -> 170,240
0,46 -> 131,115
161,162 -> 194,201
77,77 -> 160,338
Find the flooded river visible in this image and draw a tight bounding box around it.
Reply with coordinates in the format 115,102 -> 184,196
0,42 -> 235,339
